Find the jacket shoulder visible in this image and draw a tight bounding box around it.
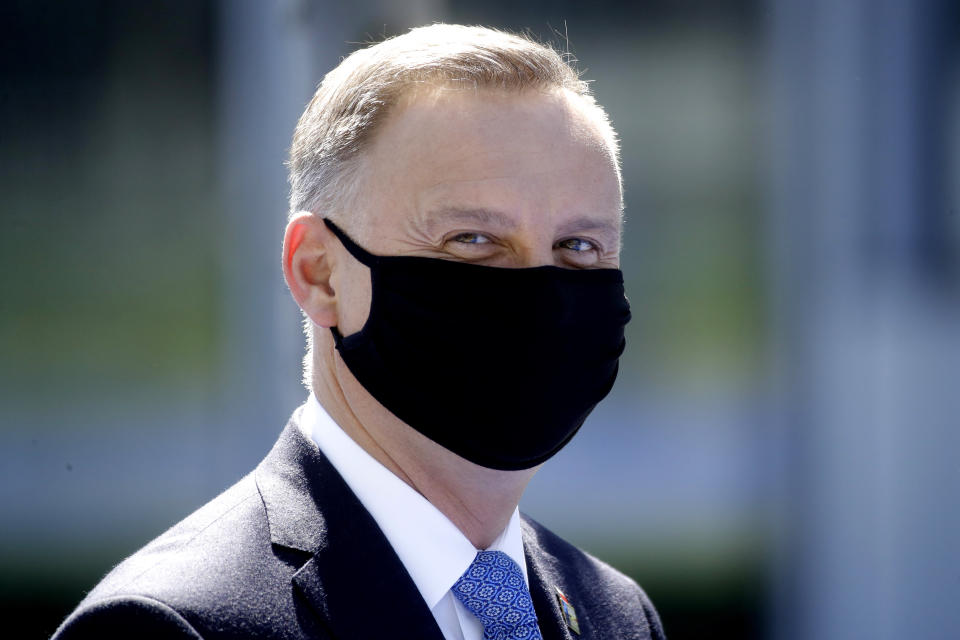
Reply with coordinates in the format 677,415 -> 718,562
53,595 -> 204,639
60,473 -> 311,639
79,473 -> 265,604
521,513 -> 666,639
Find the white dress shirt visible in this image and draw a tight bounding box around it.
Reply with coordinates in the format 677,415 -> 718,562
300,394 -> 529,640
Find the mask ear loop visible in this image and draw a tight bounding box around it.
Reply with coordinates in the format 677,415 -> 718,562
322,218 -> 381,267
322,218 -> 378,344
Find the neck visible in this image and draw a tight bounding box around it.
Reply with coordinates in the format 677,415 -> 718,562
390,445 -> 536,549
312,345 -> 538,549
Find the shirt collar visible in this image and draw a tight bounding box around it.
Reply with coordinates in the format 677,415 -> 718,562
300,394 -> 528,609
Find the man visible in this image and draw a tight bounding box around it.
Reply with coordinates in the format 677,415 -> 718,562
53,24 -> 664,640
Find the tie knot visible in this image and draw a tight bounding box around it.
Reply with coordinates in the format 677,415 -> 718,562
453,551 -> 542,640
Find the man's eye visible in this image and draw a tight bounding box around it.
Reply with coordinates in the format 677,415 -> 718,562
557,238 -> 595,252
451,232 -> 492,245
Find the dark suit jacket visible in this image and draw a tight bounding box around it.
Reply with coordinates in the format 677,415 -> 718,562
53,410 -> 665,639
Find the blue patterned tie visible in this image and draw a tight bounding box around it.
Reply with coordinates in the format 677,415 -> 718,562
452,550 -> 543,640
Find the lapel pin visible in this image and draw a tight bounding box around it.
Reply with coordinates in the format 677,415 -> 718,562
554,587 -> 581,635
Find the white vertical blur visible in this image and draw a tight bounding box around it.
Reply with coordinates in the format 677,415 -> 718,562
766,1 -> 960,639
215,0 -> 320,477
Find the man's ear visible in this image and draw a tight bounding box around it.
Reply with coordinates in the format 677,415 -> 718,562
283,212 -> 338,328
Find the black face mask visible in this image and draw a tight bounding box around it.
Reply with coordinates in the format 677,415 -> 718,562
324,218 -> 631,471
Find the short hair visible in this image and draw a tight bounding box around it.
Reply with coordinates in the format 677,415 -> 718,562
287,24 -> 621,387
288,23 -> 620,219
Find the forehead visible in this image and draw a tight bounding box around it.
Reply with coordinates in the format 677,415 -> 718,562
353,86 -> 623,241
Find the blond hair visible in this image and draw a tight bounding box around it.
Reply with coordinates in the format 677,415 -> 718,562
288,23 -> 619,218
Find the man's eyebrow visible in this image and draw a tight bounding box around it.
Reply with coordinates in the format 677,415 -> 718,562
556,217 -> 621,241
425,207 -> 621,245
424,207 -> 519,231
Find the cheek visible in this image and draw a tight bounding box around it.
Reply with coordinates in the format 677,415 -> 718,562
335,262 -> 373,335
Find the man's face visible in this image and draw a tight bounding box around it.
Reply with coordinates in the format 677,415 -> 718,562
334,86 -> 624,337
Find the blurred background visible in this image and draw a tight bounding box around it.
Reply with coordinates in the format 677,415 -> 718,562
2,0 -> 958,638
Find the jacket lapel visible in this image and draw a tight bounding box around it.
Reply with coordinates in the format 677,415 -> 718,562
291,522 -> 445,640
523,520 -> 577,640
255,414 -> 445,640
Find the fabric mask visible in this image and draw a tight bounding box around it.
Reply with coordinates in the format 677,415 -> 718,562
324,218 -> 631,471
